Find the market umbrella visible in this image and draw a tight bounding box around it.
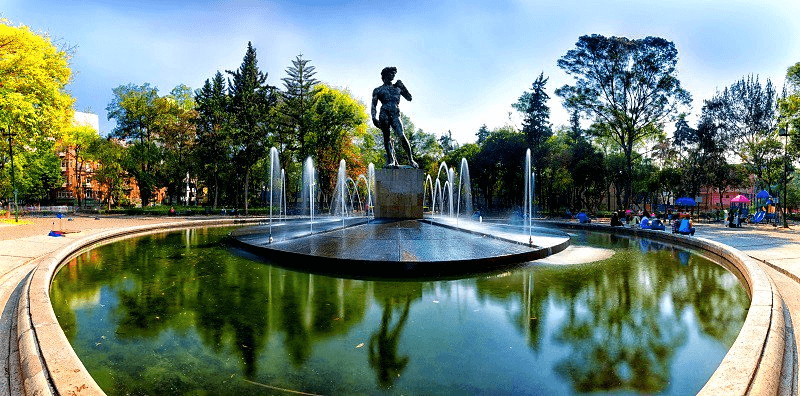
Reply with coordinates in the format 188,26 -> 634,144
675,197 -> 697,206
730,194 -> 751,203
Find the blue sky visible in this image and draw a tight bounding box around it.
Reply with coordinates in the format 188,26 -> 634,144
3,0 -> 799,144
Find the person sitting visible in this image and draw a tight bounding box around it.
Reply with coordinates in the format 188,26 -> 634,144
639,215 -> 651,229
650,215 -> 666,231
577,209 -> 591,224
678,214 -> 696,236
631,212 -> 641,227
610,212 -> 623,226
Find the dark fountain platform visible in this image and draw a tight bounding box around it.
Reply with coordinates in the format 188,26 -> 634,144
231,217 -> 571,280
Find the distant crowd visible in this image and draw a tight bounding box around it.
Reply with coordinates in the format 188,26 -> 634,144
571,208 -> 696,236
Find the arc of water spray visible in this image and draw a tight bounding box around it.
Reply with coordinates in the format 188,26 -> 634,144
525,149 -> 533,245
268,147 -> 281,243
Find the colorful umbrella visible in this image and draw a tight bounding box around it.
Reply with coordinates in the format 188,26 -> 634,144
730,194 -> 751,203
675,197 -> 697,206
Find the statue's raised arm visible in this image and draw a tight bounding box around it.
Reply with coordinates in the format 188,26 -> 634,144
394,79 -> 412,102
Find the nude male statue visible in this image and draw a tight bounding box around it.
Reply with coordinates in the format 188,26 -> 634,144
371,67 -> 417,168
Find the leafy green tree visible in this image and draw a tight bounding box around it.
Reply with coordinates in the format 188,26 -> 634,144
566,130 -> 606,212
226,42 -> 276,213
472,126 -> 526,210
556,34 -> 691,208
704,75 -> 781,190
778,63 -> 800,201
438,130 -> 457,155
0,20 -> 74,205
2,135 -> 63,204
61,125 -> 101,207
107,83 -> 198,207
305,84 -> 368,202
107,83 -> 163,206
0,20 -> 74,147
88,137 -> 127,209
159,85 -> 198,204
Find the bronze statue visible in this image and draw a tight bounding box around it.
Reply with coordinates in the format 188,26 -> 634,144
371,67 -> 417,168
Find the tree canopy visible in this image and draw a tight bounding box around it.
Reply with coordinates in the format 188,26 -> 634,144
556,34 -> 691,208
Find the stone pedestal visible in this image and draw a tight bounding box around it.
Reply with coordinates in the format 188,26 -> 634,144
374,168 -> 425,219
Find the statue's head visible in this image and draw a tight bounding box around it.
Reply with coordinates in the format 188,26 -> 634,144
381,67 -> 397,83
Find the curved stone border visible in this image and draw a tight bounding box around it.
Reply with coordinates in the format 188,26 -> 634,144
20,218 -> 261,395
18,219 -> 794,395
545,221 -> 794,395
232,219 -> 571,280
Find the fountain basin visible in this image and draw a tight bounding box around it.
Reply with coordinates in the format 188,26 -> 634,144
232,218 -> 571,279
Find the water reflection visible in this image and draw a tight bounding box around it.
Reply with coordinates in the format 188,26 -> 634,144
369,282 -> 420,388
51,228 -> 748,395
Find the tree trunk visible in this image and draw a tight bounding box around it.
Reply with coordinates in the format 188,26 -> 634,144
213,174 -> 219,209
244,169 -> 250,215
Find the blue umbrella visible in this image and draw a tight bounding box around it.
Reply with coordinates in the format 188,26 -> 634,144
675,197 -> 696,207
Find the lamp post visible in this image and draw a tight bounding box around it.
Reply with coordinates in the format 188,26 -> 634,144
2,127 -> 19,222
779,124 -> 791,228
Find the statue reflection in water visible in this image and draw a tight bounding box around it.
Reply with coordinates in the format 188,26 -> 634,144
368,283 -> 419,388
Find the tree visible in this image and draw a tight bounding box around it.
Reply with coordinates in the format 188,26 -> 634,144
305,84 -> 368,203
226,42 -> 276,213
61,125 -> 101,207
556,34 -> 691,208
438,130 -> 457,155
159,85 -> 198,204
472,126 -> 526,210
88,137 -> 127,209
195,72 -> 231,209
0,20 -> 74,205
705,75 -> 781,190
277,54 -> 319,164
778,63 -> 800,177
476,124 -> 490,145
107,83 -> 197,207
514,72 -> 552,204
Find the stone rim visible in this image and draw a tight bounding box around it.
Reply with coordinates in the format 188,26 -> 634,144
20,219 -> 788,395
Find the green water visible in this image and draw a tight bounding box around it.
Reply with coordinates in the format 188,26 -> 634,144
51,227 -> 749,395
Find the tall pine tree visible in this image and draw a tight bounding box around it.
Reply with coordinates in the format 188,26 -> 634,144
226,42 -> 275,213
195,71 -> 230,209
513,72 -> 552,203
278,54 -> 319,163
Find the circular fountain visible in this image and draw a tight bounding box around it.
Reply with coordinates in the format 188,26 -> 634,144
232,151 -> 570,279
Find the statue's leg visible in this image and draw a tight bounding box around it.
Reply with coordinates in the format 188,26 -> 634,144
393,118 -> 417,168
381,125 -> 397,167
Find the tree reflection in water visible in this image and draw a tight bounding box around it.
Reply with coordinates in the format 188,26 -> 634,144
476,232 -> 748,394
51,228 -> 748,395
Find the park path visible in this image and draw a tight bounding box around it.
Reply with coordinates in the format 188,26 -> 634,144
0,215 -> 185,396
693,222 -> 800,355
